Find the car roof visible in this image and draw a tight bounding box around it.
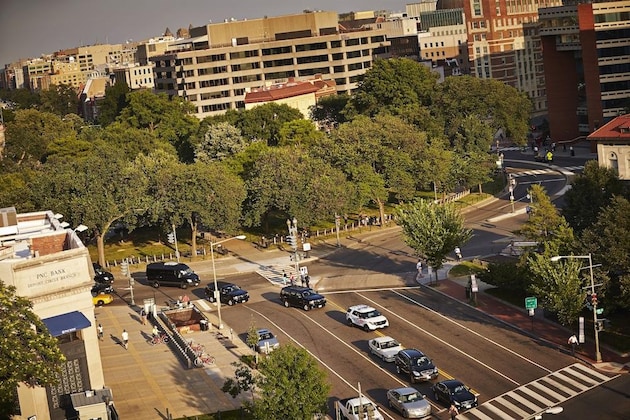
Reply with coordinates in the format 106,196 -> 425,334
282,285 -> 311,291
389,387 -> 418,395
208,281 -> 235,288
257,328 -> 272,334
348,304 -> 375,312
439,379 -> 464,388
373,336 -> 397,343
400,348 -> 425,357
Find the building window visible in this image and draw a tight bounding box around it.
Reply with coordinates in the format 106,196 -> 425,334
472,0 -> 482,16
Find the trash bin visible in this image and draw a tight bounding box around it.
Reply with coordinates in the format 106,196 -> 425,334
200,319 -> 209,331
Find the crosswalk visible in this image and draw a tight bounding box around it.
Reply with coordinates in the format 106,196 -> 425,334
510,166 -> 583,178
457,363 -> 615,420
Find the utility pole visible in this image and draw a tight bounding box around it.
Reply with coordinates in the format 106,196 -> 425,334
335,213 -> 341,247
286,217 -> 300,277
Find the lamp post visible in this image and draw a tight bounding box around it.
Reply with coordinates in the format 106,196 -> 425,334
211,235 -> 246,329
287,217 -> 300,278
550,253 -> 602,363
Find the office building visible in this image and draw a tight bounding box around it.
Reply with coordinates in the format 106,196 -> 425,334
151,11 -> 390,119
539,0 -> 630,141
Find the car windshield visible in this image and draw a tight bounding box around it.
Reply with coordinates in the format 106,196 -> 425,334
402,391 -> 420,402
259,332 -> 274,340
452,385 -> 467,394
180,268 -> 194,275
383,340 -> 400,348
302,290 -> 314,297
224,285 -> 238,292
360,310 -> 380,319
413,356 -> 430,367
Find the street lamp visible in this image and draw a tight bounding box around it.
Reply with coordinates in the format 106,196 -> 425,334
287,217 -> 300,278
210,235 -> 246,329
550,253 -> 602,363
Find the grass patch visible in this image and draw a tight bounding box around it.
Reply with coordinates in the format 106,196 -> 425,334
449,261 -> 486,277
484,287 -> 529,308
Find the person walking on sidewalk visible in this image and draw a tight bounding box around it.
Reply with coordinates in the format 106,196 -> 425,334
454,247 -> 462,261
568,334 -> 578,356
97,324 -> 104,341
416,259 -> 424,279
140,308 -> 147,325
449,404 -> 459,419
121,329 -> 129,350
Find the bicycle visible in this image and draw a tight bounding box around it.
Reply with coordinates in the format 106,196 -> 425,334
147,332 -> 169,345
193,353 -> 216,367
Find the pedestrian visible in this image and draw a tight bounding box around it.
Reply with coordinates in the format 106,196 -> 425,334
416,259 -> 424,279
305,275 -> 310,288
140,308 -> 147,325
97,323 -> 104,341
454,247 -> 462,261
568,334 -> 578,356
282,270 -> 288,285
121,329 -> 129,350
290,274 -> 295,286
152,325 -> 159,339
449,404 -> 459,419
182,294 -> 190,307
300,274 -> 305,287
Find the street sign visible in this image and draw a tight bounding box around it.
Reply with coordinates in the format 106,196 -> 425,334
596,308 -> 604,315
525,296 -> 538,310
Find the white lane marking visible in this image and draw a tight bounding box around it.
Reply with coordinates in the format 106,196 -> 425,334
245,307 -> 417,418
389,290 -> 553,374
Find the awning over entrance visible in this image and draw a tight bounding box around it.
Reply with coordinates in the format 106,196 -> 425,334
42,311 -> 92,336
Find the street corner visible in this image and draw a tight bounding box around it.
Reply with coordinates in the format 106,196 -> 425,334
592,361 -> 630,375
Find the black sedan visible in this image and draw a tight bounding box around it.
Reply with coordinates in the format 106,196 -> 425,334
432,379 -> 478,411
92,283 -> 114,295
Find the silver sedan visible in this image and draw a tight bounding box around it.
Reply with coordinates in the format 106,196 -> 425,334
386,387 -> 431,419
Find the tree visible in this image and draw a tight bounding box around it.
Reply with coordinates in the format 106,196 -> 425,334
195,122 -> 247,162
252,344 -> 330,420
97,81 -> 130,126
246,316 -> 259,350
348,58 -> 438,117
0,281 -> 66,415
580,196 -> 630,311
234,103 -> 304,146
222,361 -> 257,401
562,160 -> 626,234
396,200 -> 472,282
518,184 -> 575,255
309,93 -> 350,130
527,253 -> 585,326
278,119 -> 324,148
39,84 -> 79,117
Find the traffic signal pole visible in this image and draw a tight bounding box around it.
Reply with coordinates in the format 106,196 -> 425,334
286,218 -> 300,279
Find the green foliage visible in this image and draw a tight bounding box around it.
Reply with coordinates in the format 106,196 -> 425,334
0,170 -> 38,211
233,103 -> 303,146
97,81 -> 130,126
0,87 -> 40,109
477,261 -> 530,292
309,94 -> 350,129
195,122 -> 247,162
529,254 -> 585,326
246,317 -> 259,349
0,281 -> 66,414
252,344 -> 330,420
39,84 -> 79,117
278,119 -> 324,147
222,361 -> 256,400
348,58 -> 438,117
396,200 -> 472,277
580,196 -> 630,311
562,160 -> 627,233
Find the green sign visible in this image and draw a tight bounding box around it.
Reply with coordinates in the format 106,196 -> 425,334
596,308 -> 604,315
525,296 -> 538,310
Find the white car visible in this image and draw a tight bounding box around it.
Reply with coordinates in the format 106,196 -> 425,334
368,336 -> 402,362
346,304 -> 389,331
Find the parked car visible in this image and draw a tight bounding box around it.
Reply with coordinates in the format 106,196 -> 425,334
368,336 -> 402,362
279,286 -> 326,311
386,387 -> 432,419
93,263 -> 114,284
91,283 -> 114,295
255,328 -> 280,354
346,304 -> 389,331
92,292 -> 114,307
205,281 -> 249,305
394,348 -> 439,383
432,379 -> 478,410
146,262 -> 199,289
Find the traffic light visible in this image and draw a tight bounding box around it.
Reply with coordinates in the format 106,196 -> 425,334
286,235 -> 297,249
167,232 -> 175,244
591,293 -> 598,306
120,260 -> 129,277
596,320 -> 604,331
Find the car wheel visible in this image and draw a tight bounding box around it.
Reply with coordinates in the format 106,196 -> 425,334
228,299 -> 234,306
396,365 -> 401,374
434,392 -> 439,402
363,324 -> 370,332
403,410 -> 409,418
283,300 -> 290,308
96,300 -> 104,306
152,281 -> 160,288
388,399 -> 393,408
303,304 -> 310,311
181,283 -> 188,289
208,296 -> 215,303
347,318 -> 354,327
380,353 -> 385,361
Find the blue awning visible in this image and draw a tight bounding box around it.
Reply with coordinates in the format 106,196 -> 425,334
42,311 -> 92,337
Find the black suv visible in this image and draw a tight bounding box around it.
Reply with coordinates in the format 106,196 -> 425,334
205,281 -> 249,306
394,348 -> 439,383
93,263 -> 114,284
280,286 -> 326,311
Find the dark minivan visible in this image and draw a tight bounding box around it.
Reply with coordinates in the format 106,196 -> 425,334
146,262 -> 200,289
205,281 -> 249,306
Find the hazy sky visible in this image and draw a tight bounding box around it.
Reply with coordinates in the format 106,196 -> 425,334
0,0 -> 408,66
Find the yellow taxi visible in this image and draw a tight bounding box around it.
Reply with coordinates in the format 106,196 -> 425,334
92,293 -> 114,306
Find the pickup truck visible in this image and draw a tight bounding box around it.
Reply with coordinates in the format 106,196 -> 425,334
338,396 -> 384,420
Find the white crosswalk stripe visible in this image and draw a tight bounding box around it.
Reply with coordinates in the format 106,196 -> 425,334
510,166 -> 583,178
457,363 -> 615,420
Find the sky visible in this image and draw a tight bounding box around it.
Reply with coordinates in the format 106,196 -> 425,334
0,0 -> 408,66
